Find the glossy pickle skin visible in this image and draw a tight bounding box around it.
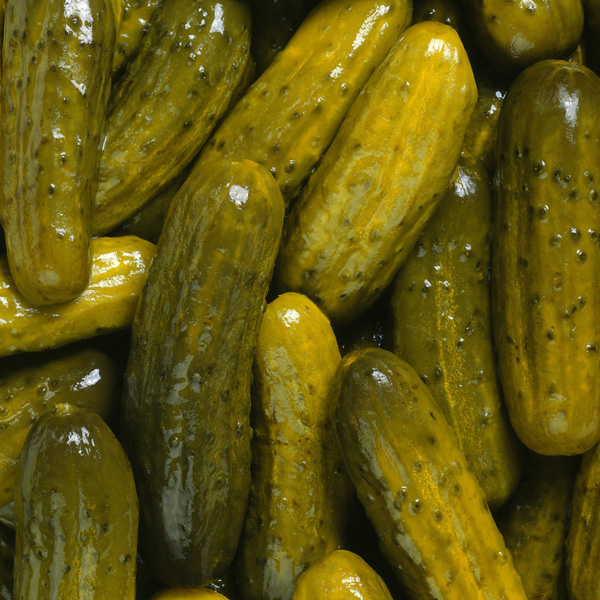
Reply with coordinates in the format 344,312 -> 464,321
2,0 -> 116,305
196,0 -> 412,205
14,404 -> 138,600
567,443 -> 600,599
236,292 -> 352,600
0,346 -> 118,510
94,0 -> 251,235
497,452 -> 577,600
0,235 -> 155,357
291,549 -> 394,600
391,154 -> 522,510
492,60 -> 600,455
464,0 -> 584,74
121,159 -> 284,588
335,348 -> 527,600
274,22 -> 477,326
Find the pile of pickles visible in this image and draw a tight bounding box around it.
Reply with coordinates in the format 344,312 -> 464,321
1,0 -> 600,598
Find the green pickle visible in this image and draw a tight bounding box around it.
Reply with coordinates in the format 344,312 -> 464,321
14,404 -> 138,599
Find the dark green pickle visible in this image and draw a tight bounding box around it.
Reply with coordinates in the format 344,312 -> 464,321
121,158 -> 284,588
14,404 -> 138,599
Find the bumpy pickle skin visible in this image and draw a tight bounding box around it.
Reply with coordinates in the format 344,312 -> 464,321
496,452 -> 577,600
0,346 -> 119,509
121,159 -> 284,588
94,0 -> 251,235
275,22 -> 477,326
291,549 -> 394,600
464,0 -> 584,74
112,0 -> 161,76
391,154 -> 522,510
2,0 -> 116,305
196,0 -> 412,206
236,292 -> 353,600
14,404 -> 138,600
335,348 -> 528,600
566,444 -> 600,599
492,60 -> 600,456
0,235 -> 155,357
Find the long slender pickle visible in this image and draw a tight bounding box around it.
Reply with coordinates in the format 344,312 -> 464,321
2,0 -> 116,305
566,443 -> 600,599
335,348 -> 528,600
391,155 -> 522,510
14,404 -> 138,599
0,236 -> 155,357
94,0 -> 251,234
236,292 -> 353,600
121,159 -> 285,588
496,451 -> 577,600
492,61 -> 600,455
195,0 -> 412,205
274,22 -> 477,326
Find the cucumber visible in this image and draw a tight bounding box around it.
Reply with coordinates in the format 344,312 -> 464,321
236,292 -> 352,600
0,235 -> 155,357
14,403 -> 138,599
275,22 -> 477,326
121,158 -> 284,588
463,0 -> 584,73
0,346 -> 119,509
94,0 -> 251,234
335,348 -> 528,599
566,443 -> 600,599
2,0 -> 116,304
291,550 -> 393,600
496,452 -> 577,600
492,60 -> 600,455
195,0 -> 412,205
391,154 -> 522,510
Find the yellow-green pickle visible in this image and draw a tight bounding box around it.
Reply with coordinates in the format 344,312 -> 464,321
1,0 -> 116,305
291,549 -> 394,600
566,443 -> 600,599
236,292 -> 353,600
0,346 -> 119,509
196,0 -> 412,205
496,452 -> 577,600
335,348 -> 528,599
121,158 -> 284,588
0,236 -> 155,357
94,0 -> 252,234
492,60 -> 600,456
463,0 -> 584,73
391,154 -> 522,510
275,22 -> 477,326
14,404 -> 138,599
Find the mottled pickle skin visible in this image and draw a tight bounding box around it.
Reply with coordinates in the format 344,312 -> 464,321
291,550 -> 394,600
0,236 -> 155,357
196,0 -> 412,206
112,0 -> 162,76
0,346 -> 119,509
391,155 -> 522,510
275,22 -> 477,327
464,0 -> 583,74
94,0 -> 251,235
121,159 -> 284,588
492,60 -> 600,456
335,348 -> 528,600
566,444 -> 600,599
496,451 -> 577,600
14,404 -> 138,600
1,0 -> 116,305
236,292 -> 353,600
